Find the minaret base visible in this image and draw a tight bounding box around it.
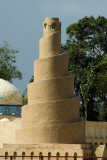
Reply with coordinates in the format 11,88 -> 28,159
16,121 -> 86,144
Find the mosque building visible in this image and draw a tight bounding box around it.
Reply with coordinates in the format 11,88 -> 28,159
0,78 -> 22,147
0,18 -> 107,159
0,78 -> 22,121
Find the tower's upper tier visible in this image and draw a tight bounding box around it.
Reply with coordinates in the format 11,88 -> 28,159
39,18 -> 61,58
43,18 -> 61,36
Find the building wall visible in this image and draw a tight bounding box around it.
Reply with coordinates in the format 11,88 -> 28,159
86,121 -> 107,145
0,118 -> 21,147
0,143 -> 92,158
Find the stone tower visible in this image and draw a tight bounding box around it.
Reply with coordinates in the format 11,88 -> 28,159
16,18 -> 86,144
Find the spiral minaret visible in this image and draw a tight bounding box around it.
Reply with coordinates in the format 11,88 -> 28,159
16,18 -> 86,144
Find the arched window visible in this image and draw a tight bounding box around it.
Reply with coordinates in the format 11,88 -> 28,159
5,152 -> 8,160
51,23 -> 55,30
22,152 -> 25,160
5,152 -> 8,156
31,152 -> 34,160
13,152 -> 17,160
56,152 -> 60,160
44,23 -> 47,29
65,152 -> 69,160
95,142 -> 97,145
39,152 -> 43,160
74,152 -> 77,160
48,152 -> 51,160
100,142 -> 103,145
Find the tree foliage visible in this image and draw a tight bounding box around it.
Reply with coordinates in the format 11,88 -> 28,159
0,41 -> 22,82
22,76 -> 34,105
63,16 -> 107,121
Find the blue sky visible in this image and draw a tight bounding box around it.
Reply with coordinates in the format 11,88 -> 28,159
0,0 -> 107,93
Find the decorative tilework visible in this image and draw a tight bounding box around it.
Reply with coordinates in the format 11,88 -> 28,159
0,105 -> 21,117
0,79 -> 22,105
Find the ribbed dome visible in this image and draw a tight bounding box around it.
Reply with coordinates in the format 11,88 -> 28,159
0,78 -> 22,105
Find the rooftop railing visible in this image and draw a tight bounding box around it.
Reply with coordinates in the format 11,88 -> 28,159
0,156 -> 106,160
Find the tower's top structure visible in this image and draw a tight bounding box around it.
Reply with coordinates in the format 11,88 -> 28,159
43,18 -> 61,36
39,18 -> 61,58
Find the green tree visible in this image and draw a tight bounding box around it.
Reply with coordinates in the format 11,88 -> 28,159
0,41 -> 22,82
21,92 -> 28,105
22,76 -> 34,105
29,76 -> 34,83
63,16 -> 107,120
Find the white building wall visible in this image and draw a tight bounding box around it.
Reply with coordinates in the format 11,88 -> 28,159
0,118 -> 21,148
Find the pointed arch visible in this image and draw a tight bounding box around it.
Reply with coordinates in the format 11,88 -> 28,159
31,152 -> 34,160
5,152 -> 8,160
65,152 -> 69,160
56,152 -> 60,160
74,152 -> 77,160
51,23 -> 55,30
13,152 -> 17,160
22,152 -> 25,160
39,152 -> 43,160
48,152 -> 51,160
44,23 -> 47,29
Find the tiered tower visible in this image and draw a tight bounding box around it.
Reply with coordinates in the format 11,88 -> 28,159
16,18 -> 86,144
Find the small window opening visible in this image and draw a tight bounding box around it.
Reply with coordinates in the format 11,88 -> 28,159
44,23 -> 47,29
48,152 -> 51,160
51,24 -> 55,29
74,152 -> 77,160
